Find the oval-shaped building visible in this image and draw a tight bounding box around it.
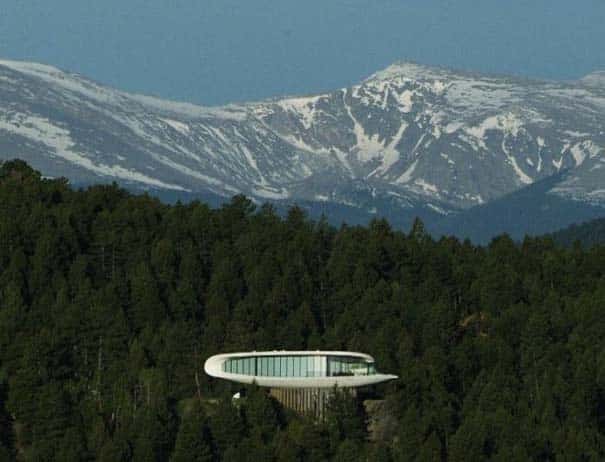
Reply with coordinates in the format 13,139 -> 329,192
204,350 -> 397,388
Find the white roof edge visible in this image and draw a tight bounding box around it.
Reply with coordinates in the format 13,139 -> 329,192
206,350 -> 375,361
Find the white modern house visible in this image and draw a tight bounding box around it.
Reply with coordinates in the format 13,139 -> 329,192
205,351 -> 397,417
204,350 -> 397,388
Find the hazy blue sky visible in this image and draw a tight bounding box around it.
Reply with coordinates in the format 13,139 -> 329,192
1,0 -> 604,105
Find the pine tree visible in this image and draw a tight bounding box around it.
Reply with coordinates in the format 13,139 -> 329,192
170,404 -> 213,462
209,396 -> 245,455
129,262 -> 165,331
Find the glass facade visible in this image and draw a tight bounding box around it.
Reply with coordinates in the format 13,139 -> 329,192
327,356 -> 375,376
222,355 -> 376,377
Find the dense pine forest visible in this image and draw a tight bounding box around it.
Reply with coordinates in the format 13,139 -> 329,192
2,159 -> 605,461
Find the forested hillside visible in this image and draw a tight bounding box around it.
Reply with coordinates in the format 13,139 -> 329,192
2,160 -> 605,461
552,217 -> 605,248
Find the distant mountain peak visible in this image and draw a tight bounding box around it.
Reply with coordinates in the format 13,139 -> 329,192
0,58 -> 65,76
580,71 -> 605,88
365,61 -> 446,82
0,58 -> 247,121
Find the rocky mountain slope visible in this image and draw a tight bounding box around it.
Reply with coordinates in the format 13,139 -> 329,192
1,58 -> 604,226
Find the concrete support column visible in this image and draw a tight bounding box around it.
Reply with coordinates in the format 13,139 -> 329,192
271,387 -> 347,420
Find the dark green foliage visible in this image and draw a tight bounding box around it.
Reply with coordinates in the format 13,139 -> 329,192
325,388 -> 366,447
170,403 -> 213,462
242,387 -> 283,443
0,380 -> 14,461
2,160 -> 605,460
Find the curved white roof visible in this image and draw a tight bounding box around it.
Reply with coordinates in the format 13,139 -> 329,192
204,350 -> 398,389
210,350 -> 374,360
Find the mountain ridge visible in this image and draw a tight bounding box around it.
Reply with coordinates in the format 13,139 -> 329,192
1,57 -> 604,235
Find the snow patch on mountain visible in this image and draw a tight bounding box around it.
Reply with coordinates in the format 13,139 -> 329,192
0,113 -> 187,190
344,99 -> 384,162
396,160 -> 418,184
277,95 -> 326,130
508,156 -> 533,185
466,112 -> 524,141
161,118 -> 189,136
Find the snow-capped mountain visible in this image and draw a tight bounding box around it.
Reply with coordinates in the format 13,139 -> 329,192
1,58 -> 604,221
